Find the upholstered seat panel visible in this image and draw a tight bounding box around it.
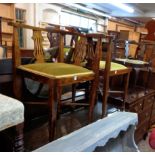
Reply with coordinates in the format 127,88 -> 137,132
18,63 -> 94,79
100,61 -> 127,71
115,58 -> 149,65
0,94 -> 24,131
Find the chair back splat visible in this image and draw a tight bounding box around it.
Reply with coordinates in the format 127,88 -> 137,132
72,36 -> 87,66
32,30 -> 45,63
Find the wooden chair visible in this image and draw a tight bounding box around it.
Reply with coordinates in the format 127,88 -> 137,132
115,40 -> 155,89
99,38 -> 131,117
9,22 -> 103,141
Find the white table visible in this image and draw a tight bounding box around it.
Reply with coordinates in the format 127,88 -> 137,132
35,111 -> 139,152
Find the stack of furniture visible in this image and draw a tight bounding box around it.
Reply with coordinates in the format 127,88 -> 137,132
119,30 -> 140,58
0,4 -> 14,58
110,38 -> 155,143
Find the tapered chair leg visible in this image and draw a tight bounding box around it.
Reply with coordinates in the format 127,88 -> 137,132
102,90 -> 109,118
48,80 -> 57,142
13,123 -> 24,152
88,78 -> 99,123
57,85 -> 62,119
72,84 -> 76,103
122,72 -> 130,111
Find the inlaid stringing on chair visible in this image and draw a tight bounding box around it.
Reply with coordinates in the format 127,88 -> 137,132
9,22 -> 103,141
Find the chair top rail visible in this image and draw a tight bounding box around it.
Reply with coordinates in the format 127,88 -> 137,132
8,22 -> 107,39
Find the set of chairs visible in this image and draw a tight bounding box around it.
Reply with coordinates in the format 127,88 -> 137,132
2,21 -> 155,150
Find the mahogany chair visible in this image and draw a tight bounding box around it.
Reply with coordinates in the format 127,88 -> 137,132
99,38 -> 131,117
0,17 -> 2,46
115,40 -> 155,86
9,22 -> 103,141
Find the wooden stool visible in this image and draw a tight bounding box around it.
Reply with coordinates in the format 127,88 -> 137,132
0,94 -> 24,151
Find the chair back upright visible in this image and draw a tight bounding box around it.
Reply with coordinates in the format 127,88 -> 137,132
0,17 -> 2,47
32,30 -> 45,63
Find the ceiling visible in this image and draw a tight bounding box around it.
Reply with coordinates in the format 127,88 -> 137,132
83,3 -> 155,24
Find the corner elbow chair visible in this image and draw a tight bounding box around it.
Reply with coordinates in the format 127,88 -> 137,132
9,22 -> 103,141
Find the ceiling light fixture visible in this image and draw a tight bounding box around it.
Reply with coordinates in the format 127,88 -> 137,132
66,3 -> 111,18
111,3 -> 134,13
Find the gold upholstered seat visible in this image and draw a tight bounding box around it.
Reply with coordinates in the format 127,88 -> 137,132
18,63 -> 94,79
100,61 -> 127,71
115,58 -> 149,65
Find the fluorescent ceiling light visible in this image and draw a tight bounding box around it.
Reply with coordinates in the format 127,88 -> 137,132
111,3 -> 134,13
67,3 -> 111,18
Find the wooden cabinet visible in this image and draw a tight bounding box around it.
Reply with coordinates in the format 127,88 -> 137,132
150,100 -> 155,126
125,87 -> 155,143
0,4 -> 14,20
119,30 -> 140,58
0,3 -> 15,58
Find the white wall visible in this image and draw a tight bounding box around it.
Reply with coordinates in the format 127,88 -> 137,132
15,3 -> 62,49
15,3 -> 35,49
35,3 -> 61,26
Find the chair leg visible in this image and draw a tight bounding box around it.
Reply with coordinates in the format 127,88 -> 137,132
57,86 -> 62,118
88,79 -> 98,122
102,74 -> 110,118
122,72 -> 130,111
12,123 -> 24,152
72,84 -> 76,103
48,80 -> 57,142
84,81 -> 90,102
102,88 -> 109,118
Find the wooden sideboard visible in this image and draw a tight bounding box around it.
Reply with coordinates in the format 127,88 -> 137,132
108,86 -> 155,143
125,87 -> 155,143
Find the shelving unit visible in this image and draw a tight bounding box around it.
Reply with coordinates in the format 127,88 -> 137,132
0,3 -> 15,58
119,30 -> 140,58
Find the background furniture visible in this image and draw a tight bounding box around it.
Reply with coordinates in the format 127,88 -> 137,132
109,86 -> 155,143
34,112 -> 138,152
119,30 -> 140,58
125,88 -> 155,143
0,4 -> 14,58
0,93 -> 24,151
